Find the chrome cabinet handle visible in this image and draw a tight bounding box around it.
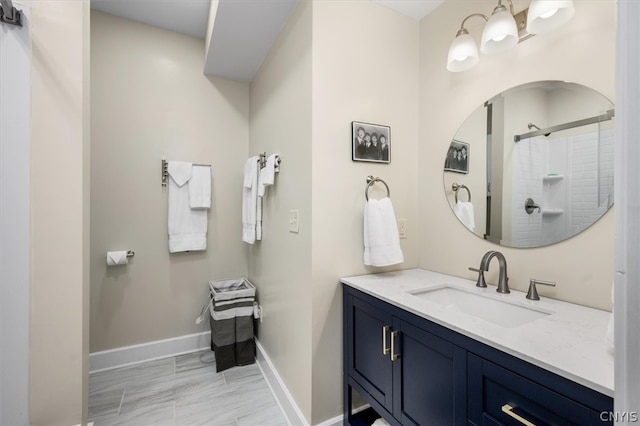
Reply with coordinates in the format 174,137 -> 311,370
390,331 -> 400,361
382,325 -> 390,355
501,404 -> 536,426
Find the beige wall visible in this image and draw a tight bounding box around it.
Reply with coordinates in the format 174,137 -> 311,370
311,1 -> 419,423
248,1 -> 314,421
28,0 -> 90,424
90,11 -> 250,351
248,1 -> 419,423
419,0 -> 616,311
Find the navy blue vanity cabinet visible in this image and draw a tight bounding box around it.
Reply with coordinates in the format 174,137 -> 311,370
391,318 -> 467,425
344,286 -> 467,426
467,353 -> 613,426
345,293 -> 394,415
343,284 -> 613,426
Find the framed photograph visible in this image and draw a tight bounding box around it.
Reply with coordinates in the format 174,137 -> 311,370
352,121 -> 391,164
444,139 -> 469,174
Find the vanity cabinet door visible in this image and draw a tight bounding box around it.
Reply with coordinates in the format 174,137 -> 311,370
392,319 -> 467,426
346,293 -> 394,413
467,353 -> 611,426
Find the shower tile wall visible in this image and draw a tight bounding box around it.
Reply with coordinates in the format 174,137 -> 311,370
570,127 -> 615,234
512,136 -> 547,247
512,128 -> 614,247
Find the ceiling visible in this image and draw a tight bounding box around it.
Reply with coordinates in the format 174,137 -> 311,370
90,0 -> 446,80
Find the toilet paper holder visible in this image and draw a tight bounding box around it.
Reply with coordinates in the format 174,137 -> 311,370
126,250 -> 135,257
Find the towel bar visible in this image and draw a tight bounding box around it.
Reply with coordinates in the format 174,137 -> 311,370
452,182 -> 471,203
365,176 -> 390,201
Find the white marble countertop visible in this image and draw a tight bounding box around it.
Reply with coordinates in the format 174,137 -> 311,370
341,268 -> 614,397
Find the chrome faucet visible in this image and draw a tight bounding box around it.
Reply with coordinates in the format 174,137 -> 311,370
479,250 -> 510,294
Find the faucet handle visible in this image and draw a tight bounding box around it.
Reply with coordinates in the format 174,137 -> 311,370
526,278 -> 556,300
468,267 -> 488,288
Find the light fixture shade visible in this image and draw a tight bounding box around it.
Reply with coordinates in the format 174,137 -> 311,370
480,9 -> 518,54
447,33 -> 479,72
526,0 -> 575,34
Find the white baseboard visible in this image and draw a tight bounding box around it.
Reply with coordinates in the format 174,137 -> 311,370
255,339 -> 309,426
89,331 -> 212,373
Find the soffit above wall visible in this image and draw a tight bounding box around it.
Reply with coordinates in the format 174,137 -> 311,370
90,0 -> 444,81
204,0 -> 297,82
91,0 -> 211,40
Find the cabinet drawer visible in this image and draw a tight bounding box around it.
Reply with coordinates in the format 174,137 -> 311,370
468,354 -> 609,425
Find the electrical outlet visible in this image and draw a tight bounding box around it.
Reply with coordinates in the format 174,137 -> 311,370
289,210 -> 299,233
398,219 -> 407,239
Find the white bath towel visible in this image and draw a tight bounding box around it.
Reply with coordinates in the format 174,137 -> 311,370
167,161 -> 192,186
258,153 -> 280,197
454,201 -> 475,232
168,161 -> 207,253
242,156 -> 260,244
189,165 -> 212,209
364,197 -> 404,267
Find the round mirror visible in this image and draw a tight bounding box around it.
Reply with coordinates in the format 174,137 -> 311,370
444,81 -> 615,248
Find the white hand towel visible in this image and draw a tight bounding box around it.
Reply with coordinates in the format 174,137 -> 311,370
258,154 -> 280,197
168,162 -> 207,253
364,197 -> 404,267
189,165 -> 212,209
454,201 -> 475,232
167,161 -> 192,187
242,157 -> 260,244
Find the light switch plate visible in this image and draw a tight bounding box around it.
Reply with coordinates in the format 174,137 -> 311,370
398,219 -> 407,239
289,210 -> 299,233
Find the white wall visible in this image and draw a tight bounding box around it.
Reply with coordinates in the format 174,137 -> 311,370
27,0 -> 90,424
0,5 -> 31,424
248,1 -> 419,423
310,1 -> 419,423
615,0 -> 640,417
90,11 -> 250,352
248,1 -> 314,421
419,0 -> 615,311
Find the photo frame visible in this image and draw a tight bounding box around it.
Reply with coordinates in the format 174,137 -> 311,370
352,121 -> 391,164
444,139 -> 469,174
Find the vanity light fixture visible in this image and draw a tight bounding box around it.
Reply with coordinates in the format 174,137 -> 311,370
446,0 -> 574,72
527,0 -> 575,34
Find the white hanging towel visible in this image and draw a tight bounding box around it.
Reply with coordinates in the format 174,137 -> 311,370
242,156 -> 260,244
168,161 -> 207,253
364,197 -> 404,267
454,201 -> 475,232
189,165 -> 212,209
258,153 -> 281,197
256,153 -> 281,241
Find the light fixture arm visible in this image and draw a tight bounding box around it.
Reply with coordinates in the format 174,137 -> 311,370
457,13 -> 489,36
496,0 -> 515,16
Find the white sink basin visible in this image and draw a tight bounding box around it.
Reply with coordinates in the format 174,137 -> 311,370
408,285 -> 552,328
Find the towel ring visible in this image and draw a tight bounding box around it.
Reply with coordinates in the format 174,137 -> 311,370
365,176 -> 390,201
452,182 -> 471,203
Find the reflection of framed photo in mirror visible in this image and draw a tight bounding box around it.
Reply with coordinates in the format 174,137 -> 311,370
444,139 -> 469,174
352,121 -> 391,164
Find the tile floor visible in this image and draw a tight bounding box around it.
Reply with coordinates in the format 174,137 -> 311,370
89,349 -> 288,426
